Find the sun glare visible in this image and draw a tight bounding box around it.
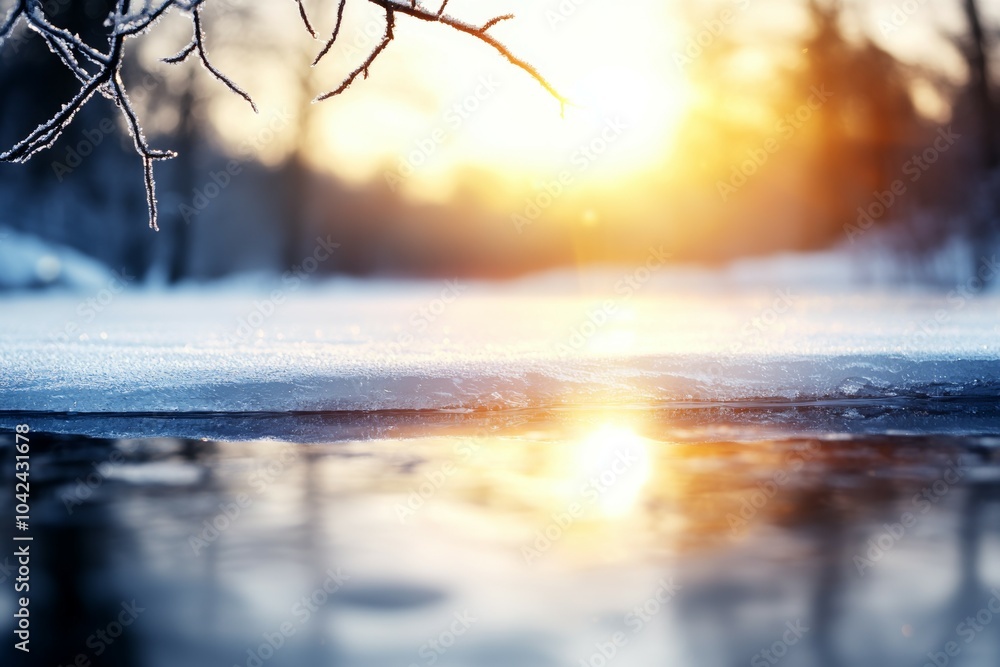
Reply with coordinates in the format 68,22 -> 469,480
572,424 -> 652,519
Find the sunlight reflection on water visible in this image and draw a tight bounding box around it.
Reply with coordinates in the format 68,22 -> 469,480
1,411 -> 999,667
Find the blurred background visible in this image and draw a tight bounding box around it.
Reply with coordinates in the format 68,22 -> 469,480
0,0 -> 998,285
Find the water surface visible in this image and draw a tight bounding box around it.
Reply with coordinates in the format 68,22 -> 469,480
2,410 -> 999,667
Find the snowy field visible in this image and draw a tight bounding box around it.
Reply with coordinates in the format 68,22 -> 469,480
1,264 -> 999,416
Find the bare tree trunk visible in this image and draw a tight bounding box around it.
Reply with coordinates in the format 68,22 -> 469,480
281,153 -> 310,271
168,67 -> 198,284
964,0 -> 997,170
281,45 -> 321,272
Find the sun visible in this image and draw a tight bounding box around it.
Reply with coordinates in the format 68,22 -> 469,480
558,65 -> 691,180
572,423 -> 652,518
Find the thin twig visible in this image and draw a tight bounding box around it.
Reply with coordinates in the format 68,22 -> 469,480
162,39 -> 196,63
112,75 -> 176,230
312,0 -> 347,66
296,0 -> 316,38
192,7 -> 258,112
315,7 -> 394,101
321,0 -> 567,109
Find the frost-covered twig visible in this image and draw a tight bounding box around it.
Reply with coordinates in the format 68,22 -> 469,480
312,0 -> 347,65
296,0 -> 317,38
0,0 -> 565,232
314,0 -> 566,109
315,6 -> 394,100
0,1 -> 24,48
162,6 -> 258,113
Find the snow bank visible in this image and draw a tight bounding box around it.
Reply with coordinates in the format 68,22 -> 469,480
0,226 -> 114,289
1,275 -> 998,413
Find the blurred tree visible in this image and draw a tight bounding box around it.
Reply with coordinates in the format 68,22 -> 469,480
959,0 -> 999,269
167,66 -> 199,284
798,0 -> 925,240
963,0 -> 997,171
669,0 -> 930,256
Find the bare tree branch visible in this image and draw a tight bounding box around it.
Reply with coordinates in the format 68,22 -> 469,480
112,75 -> 177,230
163,39 -> 196,63
296,0 -> 317,38
0,0 -> 25,49
0,0 -> 566,232
190,7 -> 258,112
318,0 -> 567,110
481,14 -> 513,31
315,6 -> 394,101
312,0 -> 347,66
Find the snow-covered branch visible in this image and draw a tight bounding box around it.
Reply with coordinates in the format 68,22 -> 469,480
0,0 -> 564,231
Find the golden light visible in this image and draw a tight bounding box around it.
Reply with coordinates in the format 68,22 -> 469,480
579,305 -> 639,356
190,0 -> 693,200
571,423 -> 652,518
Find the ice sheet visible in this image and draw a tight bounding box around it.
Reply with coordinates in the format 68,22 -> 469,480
2,272 -> 999,413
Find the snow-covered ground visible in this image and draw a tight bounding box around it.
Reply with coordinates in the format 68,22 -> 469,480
1,259 -> 998,413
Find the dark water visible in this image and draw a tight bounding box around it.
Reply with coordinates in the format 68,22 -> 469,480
2,409 -> 1000,667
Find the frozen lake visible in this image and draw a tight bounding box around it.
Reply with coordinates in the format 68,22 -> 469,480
1,415 -> 999,667
1,276 -> 999,415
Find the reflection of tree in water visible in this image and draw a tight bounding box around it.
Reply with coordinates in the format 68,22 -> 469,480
1,435 -> 142,667
665,438 -> 1000,667
925,443 -> 1000,665
7,429 -> 1000,667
